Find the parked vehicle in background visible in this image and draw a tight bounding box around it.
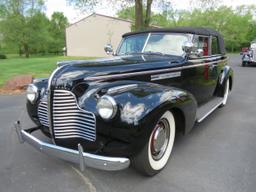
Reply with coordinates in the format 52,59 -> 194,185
242,40 -> 256,67
15,27 -> 233,176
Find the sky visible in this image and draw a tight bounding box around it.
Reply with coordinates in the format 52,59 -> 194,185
45,0 -> 256,23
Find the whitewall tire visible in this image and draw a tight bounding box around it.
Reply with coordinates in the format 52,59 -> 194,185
220,79 -> 229,107
133,111 -> 175,176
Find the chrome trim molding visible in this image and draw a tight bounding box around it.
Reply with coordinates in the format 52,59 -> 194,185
85,67 -> 183,81
14,122 -> 130,171
189,55 -> 223,63
183,59 -> 228,70
47,66 -> 64,143
151,71 -> 181,81
84,58 -> 228,81
197,99 -> 224,123
107,84 -> 138,94
47,66 -> 63,92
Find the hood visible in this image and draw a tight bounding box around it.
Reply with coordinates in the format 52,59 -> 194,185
52,54 -> 185,89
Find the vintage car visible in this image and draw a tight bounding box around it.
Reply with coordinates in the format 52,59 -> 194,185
242,40 -> 256,66
15,27 -> 233,176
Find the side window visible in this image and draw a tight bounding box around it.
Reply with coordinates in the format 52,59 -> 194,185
211,36 -> 221,55
194,36 -> 209,56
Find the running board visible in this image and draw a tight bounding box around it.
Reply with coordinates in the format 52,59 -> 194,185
196,97 -> 224,123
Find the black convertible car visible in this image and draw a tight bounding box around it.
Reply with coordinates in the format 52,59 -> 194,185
16,27 -> 233,176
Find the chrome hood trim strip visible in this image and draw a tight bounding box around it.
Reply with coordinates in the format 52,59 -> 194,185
47,66 -> 64,143
84,58 -> 228,81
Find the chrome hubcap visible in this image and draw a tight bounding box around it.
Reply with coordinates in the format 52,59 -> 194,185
151,118 -> 170,160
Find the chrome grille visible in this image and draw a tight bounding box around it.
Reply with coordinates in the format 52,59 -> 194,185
38,101 -> 49,127
52,90 -> 96,141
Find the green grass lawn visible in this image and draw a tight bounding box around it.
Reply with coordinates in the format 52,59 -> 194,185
0,55 -> 95,87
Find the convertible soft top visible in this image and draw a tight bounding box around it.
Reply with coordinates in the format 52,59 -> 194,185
123,27 -> 226,54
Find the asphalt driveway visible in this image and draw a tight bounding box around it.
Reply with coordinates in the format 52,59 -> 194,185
0,54 -> 255,192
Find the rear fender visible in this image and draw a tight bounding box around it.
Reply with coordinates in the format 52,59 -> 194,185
215,66 -> 233,97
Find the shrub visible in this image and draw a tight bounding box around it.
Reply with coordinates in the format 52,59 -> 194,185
0,54 -> 7,59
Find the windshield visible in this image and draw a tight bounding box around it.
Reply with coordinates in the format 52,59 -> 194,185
117,33 -> 189,56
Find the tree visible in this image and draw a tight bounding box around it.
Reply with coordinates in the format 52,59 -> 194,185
173,5 -> 256,52
117,2 -> 256,52
117,5 -> 170,29
67,0 -> 160,30
117,6 -> 136,21
48,12 -> 68,54
0,0 -> 48,57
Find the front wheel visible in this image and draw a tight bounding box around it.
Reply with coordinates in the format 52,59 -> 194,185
133,111 -> 175,176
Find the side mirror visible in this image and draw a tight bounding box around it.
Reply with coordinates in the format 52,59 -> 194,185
104,44 -> 113,55
182,41 -> 195,54
195,48 -> 204,57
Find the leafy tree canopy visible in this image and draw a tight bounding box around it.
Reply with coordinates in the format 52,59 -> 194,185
117,3 -> 256,52
0,0 -> 68,57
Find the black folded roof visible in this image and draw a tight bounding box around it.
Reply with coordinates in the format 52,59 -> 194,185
123,27 -> 225,54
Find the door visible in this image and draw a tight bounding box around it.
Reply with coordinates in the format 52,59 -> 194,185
182,35 -> 220,105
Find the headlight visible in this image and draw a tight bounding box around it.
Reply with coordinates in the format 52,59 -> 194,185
26,84 -> 39,104
96,95 -> 117,120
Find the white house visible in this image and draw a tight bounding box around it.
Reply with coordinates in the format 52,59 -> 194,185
66,13 -> 132,57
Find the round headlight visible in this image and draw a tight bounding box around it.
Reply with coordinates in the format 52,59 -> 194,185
26,84 -> 39,104
96,95 -> 117,120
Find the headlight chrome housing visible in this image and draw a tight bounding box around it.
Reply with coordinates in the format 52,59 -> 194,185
96,95 -> 117,120
26,84 -> 39,104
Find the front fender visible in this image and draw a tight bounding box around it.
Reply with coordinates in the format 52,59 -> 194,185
82,81 -> 197,142
79,81 -> 197,156
26,78 -> 48,125
112,82 -> 197,132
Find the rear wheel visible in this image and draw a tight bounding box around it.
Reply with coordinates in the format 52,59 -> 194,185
133,111 -> 175,176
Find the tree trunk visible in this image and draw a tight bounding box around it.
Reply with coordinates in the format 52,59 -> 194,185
24,44 -> 30,58
135,0 -> 143,31
144,0 -> 153,28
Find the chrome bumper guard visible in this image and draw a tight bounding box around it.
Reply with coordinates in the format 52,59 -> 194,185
14,121 -> 130,171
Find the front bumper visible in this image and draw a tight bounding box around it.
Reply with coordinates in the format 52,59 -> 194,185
15,121 -> 130,171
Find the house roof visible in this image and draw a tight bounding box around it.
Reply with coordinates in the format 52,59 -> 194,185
66,13 -> 132,28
